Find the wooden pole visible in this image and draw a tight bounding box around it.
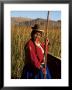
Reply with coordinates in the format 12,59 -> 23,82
44,11 -> 50,79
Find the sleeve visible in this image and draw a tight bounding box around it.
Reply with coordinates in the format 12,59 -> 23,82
27,44 -> 41,69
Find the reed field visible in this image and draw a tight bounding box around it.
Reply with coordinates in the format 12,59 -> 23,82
11,21 -> 61,79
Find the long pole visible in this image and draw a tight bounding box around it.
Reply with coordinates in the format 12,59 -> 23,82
44,11 -> 50,79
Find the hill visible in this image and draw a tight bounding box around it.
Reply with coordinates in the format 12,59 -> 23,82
11,17 -> 61,30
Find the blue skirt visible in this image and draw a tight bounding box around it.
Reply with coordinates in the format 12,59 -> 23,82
22,65 -> 51,79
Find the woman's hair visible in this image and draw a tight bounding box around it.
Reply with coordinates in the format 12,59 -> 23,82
31,30 -> 37,38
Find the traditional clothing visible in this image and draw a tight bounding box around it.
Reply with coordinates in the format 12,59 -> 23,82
21,39 -> 51,79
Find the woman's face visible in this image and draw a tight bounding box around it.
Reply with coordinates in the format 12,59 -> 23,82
33,32 -> 42,42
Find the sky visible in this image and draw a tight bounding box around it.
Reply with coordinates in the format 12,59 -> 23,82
11,11 -> 61,21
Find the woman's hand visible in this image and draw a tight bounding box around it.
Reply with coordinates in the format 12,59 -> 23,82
46,38 -> 50,45
40,64 -> 46,75
42,68 -> 46,75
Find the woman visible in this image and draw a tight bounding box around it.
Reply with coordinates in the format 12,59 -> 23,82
21,24 -> 51,79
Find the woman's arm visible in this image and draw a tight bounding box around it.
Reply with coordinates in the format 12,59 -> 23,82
27,44 -> 41,69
